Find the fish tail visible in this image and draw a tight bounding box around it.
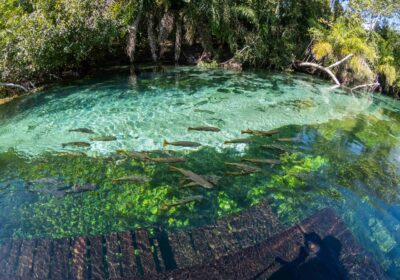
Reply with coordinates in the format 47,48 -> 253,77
163,140 -> 169,147
61,143 -> 66,148
188,127 -> 193,131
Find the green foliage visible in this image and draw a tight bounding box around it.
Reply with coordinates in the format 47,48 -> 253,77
0,0 -> 399,93
310,16 -> 378,83
0,0 -> 121,84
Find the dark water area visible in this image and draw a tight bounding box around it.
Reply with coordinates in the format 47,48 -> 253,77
0,67 -> 400,278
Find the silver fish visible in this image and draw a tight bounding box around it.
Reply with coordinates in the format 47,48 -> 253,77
62,142 -> 91,148
188,126 -> 221,132
69,128 -> 95,134
163,140 -> 202,148
165,195 -> 205,207
241,129 -> 279,136
90,136 -> 117,141
170,167 -> 214,189
241,158 -> 281,165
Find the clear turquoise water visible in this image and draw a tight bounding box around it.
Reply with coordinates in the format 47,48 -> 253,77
0,67 -> 371,156
1,66 -> 400,278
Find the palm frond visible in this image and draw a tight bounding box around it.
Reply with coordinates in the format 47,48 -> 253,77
312,41 -> 333,60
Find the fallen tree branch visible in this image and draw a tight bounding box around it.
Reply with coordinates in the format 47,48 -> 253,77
327,54 -> 353,69
351,82 -> 380,92
0,82 -> 28,92
297,62 -> 341,85
220,46 -> 249,65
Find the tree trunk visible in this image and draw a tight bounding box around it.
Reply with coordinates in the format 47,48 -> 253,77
147,13 -> 158,63
158,10 -> 175,58
126,0 -> 143,63
174,14 -> 182,63
197,22 -> 213,62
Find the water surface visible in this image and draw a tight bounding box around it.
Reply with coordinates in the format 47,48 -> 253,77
1,67 -> 400,278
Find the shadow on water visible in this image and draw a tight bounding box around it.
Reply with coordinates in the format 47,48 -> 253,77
267,232 -> 348,280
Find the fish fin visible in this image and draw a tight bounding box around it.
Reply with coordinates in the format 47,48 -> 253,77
163,140 -> 169,147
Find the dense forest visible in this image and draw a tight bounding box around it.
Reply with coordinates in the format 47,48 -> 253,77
0,0 -> 399,96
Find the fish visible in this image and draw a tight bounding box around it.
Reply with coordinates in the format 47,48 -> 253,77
241,129 -> 280,137
26,188 -> 66,198
117,150 -> 149,161
165,195 -> 205,207
69,128 -> 95,134
170,167 -> 214,189
277,138 -> 301,143
188,126 -> 221,132
203,175 -> 222,185
163,140 -> 202,148
259,144 -> 289,152
65,183 -> 97,194
112,175 -> 150,184
241,158 -> 282,165
193,109 -> 215,114
225,171 -> 254,176
223,138 -> 252,144
182,174 -> 222,187
224,162 -> 262,173
90,136 -> 117,141
147,157 -> 186,163
55,152 -> 87,157
195,100 -> 208,106
62,142 -> 91,148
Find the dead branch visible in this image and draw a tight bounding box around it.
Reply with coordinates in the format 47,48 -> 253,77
0,82 -> 28,92
298,62 -> 341,85
326,54 -> 353,69
351,82 -> 380,92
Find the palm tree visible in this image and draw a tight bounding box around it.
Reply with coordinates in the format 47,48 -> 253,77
309,17 -> 377,84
